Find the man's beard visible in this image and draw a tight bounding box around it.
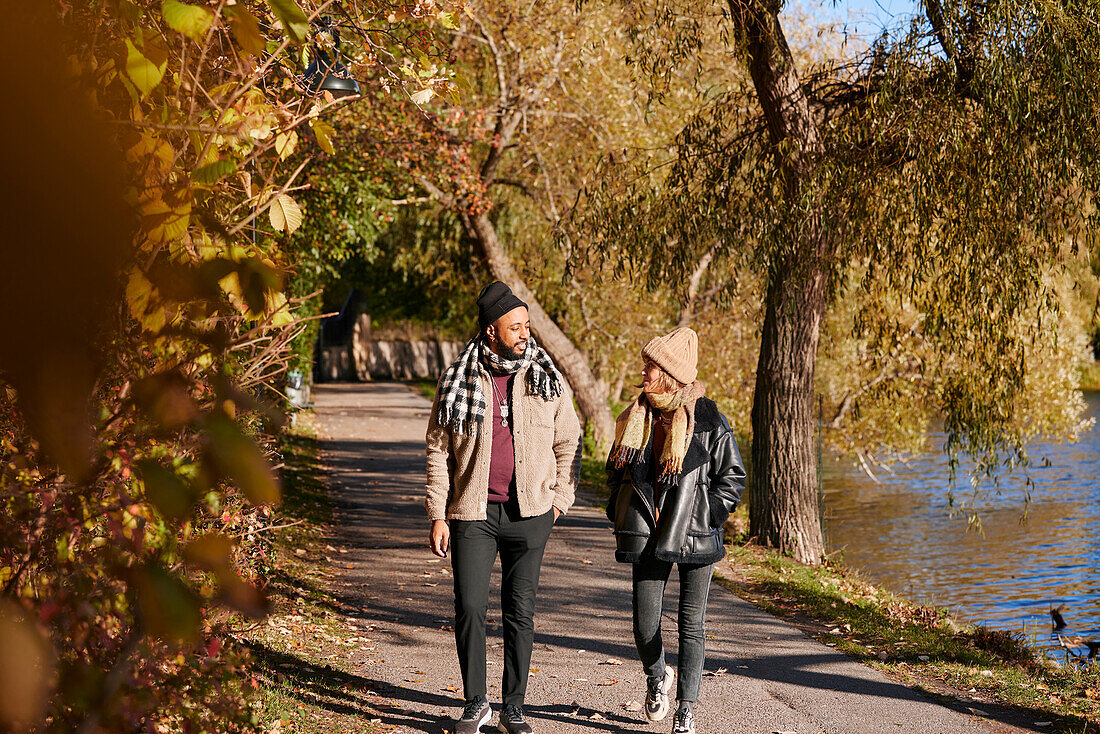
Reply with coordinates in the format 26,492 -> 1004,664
506,341 -> 528,359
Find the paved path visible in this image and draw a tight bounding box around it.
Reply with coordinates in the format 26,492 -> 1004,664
313,382 -> 1030,734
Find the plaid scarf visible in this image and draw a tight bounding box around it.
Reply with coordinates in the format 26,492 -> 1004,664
611,381 -> 705,485
436,335 -> 563,435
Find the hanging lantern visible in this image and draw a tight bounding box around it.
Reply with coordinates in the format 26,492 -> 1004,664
303,17 -> 359,97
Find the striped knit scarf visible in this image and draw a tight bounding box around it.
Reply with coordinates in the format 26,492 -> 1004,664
611,381 -> 705,484
436,335 -> 563,435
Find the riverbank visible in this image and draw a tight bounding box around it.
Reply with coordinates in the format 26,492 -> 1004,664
714,540 -> 1100,734
579,462 -> 1100,733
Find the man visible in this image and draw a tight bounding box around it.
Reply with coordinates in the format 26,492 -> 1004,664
425,281 -> 581,734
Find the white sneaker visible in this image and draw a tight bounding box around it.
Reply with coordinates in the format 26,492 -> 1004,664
672,707 -> 695,734
645,665 -> 674,722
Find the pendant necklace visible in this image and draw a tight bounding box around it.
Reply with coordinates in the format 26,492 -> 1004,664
490,376 -> 510,427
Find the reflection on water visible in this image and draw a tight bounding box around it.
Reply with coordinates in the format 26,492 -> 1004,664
822,391 -> 1100,659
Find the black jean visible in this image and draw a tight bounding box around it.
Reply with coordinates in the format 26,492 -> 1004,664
450,502 -> 555,706
632,558 -> 715,703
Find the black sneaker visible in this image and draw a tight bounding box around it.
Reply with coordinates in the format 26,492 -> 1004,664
672,707 -> 695,734
497,703 -> 534,734
645,664 -> 674,722
453,695 -> 490,734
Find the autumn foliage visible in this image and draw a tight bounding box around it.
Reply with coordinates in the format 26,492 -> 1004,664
0,1 -> 453,731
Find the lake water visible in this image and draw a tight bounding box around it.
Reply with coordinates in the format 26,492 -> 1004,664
822,391 -> 1100,660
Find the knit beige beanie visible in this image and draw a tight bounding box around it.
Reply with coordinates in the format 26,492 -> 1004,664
641,326 -> 698,385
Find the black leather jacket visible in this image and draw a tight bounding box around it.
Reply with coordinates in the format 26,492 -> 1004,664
605,397 -> 746,565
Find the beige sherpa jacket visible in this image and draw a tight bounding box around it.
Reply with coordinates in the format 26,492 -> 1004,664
425,363 -> 581,521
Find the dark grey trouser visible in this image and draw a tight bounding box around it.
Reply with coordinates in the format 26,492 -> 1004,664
450,502 -> 555,706
632,558 -> 715,703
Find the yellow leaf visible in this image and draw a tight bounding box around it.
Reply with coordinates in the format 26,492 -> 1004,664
309,118 -> 336,155
274,130 -> 298,160
268,193 -> 302,235
126,269 -> 157,321
265,0 -> 309,44
140,188 -> 191,243
224,6 -> 265,55
410,88 -> 434,105
162,0 -> 213,41
265,291 -> 293,326
218,270 -> 244,309
124,38 -> 166,97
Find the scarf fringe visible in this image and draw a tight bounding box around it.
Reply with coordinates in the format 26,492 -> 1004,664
611,445 -> 638,469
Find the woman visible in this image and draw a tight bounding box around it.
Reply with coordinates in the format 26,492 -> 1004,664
605,327 -> 746,734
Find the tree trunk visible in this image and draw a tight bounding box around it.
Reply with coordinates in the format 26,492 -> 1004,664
730,0 -> 829,564
466,210 -> 615,452
749,261 -> 826,564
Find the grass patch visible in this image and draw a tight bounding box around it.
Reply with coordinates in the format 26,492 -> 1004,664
718,543 -> 1100,733
578,454 -> 608,504
409,379 -> 437,402
240,413 -> 390,734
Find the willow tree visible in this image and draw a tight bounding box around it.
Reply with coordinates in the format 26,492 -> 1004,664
579,0 -> 1100,563
307,0 -> 733,450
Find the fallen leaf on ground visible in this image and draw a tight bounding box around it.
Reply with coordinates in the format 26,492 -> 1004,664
597,679 -> 618,686
599,658 -> 622,665
623,701 -> 643,712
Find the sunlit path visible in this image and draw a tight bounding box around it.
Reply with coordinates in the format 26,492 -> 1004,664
312,382 -> 1029,734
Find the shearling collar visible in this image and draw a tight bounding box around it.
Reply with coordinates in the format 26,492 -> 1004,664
692,397 -> 725,433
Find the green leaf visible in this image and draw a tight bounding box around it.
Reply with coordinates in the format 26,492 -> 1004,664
265,0 -> 309,45
438,11 -> 458,29
162,0 -> 213,41
268,193 -> 302,235
138,459 -> 199,521
223,6 -> 265,55
203,413 -> 281,506
193,158 -> 237,184
134,564 -> 202,643
124,38 -> 166,97
309,118 -> 335,154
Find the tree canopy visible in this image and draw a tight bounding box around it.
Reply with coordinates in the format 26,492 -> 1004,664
0,1 -> 456,729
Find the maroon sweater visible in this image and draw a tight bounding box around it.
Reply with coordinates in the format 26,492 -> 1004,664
486,372 -> 516,503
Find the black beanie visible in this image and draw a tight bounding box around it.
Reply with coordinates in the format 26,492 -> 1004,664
477,281 -> 527,329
